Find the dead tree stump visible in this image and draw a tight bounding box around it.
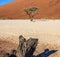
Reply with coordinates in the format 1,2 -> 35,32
17,35 -> 38,57
17,35 -> 26,57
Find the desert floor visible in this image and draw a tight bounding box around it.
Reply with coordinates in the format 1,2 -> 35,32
0,20 -> 60,57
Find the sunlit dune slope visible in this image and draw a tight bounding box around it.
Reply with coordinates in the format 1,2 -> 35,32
0,0 -> 60,19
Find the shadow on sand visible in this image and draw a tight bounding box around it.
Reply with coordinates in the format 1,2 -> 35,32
35,49 -> 57,57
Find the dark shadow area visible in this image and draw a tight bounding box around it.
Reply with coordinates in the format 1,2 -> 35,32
9,54 -> 17,57
9,50 -> 17,57
36,49 -> 57,57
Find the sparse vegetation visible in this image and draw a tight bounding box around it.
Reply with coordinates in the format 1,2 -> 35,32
24,6 -> 38,21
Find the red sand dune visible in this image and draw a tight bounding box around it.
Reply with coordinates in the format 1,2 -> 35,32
0,0 -> 60,19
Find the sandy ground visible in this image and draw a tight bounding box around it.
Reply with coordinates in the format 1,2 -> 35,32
0,20 -> 60,57
0,40 -> 17,57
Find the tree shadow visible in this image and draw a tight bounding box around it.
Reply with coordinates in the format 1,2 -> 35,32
35,49 -> 57,57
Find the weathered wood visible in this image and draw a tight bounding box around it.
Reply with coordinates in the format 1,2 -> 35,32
17,35 -> 26,57
9,50 -> 17,57
17,35 -> 38,57
25,38 -> 38,57
3,53 -> 9,57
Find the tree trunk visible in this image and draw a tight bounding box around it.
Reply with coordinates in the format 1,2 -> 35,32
17,35 -> 38,57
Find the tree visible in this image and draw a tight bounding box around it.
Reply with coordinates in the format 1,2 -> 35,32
24,6 -> 38,21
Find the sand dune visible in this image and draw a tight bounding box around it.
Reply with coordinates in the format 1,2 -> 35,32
0,0 -> 60,19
